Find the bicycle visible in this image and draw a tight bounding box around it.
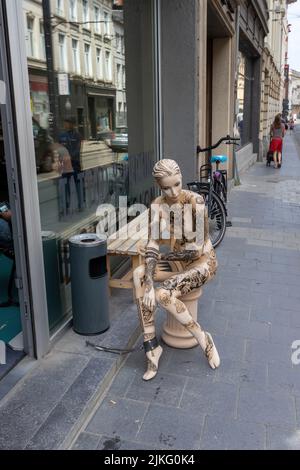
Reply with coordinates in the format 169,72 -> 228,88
187,135 -> 240,248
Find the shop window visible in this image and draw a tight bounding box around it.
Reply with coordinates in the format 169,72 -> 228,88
26,16 -> 35,58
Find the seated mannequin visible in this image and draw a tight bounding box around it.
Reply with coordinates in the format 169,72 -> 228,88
133,159 -> 220,381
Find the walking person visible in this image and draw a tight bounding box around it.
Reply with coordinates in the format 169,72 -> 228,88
269,114 -> 286,169
58,117 -> 83,210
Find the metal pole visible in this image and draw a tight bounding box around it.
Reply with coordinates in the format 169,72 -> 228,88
42,0 -> 59,139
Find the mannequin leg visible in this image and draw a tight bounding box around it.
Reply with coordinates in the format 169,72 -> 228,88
133,265 -> 163,380
155,267 -> 220,369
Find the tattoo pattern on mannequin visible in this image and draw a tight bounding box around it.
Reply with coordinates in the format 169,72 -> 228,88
161,267 -> 210,297
159,292 -> 172,307
133,159 -> 220,380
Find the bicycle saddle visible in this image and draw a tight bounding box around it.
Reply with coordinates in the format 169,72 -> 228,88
211,155 -> 227,164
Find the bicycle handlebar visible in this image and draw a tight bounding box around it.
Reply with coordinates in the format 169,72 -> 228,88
197,135 -> 240,154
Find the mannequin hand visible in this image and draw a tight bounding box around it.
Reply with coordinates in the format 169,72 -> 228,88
143,286 -> 156,310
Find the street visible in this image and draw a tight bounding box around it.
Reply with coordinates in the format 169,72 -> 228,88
71,125 -> 300,451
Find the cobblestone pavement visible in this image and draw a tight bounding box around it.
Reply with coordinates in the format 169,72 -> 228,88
71,127 -> 300,451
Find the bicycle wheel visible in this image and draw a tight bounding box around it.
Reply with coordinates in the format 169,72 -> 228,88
194,187 -> 227,248
213,180 -> 227,207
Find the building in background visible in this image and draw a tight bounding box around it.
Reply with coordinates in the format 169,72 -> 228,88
259,0 -> 295,159
289,68 -> 300,119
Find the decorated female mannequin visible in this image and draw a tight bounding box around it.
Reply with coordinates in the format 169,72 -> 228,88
133,159 -> 220,380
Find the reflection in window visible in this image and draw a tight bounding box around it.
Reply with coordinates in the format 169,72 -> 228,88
94,6 -> 101,34
69,0 -> 78,21
82,0 -> 89,24
116,63 -> 121,88
26,16 -> 34,58
23,0 -> 155,333
72,39 -> 80,74
237,53 -> 245,146
56,0 -> 64,16
84,43 -> 92,76
105,51 -> 111,81
40,22 -> 46,60
122,65 -> 125,89
103,11 -> 109,35
96,47 -> 102,79
58,34 -> 67,71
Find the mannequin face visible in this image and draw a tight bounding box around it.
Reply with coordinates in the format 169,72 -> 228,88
157,174 -> 182,204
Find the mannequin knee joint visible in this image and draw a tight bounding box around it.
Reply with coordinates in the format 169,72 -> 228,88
156,288 -> 172,307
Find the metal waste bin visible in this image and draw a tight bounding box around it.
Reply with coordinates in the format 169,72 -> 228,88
69,233 -> 109,335
42,231 -> 63,331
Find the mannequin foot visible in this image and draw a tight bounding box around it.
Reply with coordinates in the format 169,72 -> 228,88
204,332 -> 220,369
143,345 -> 163,381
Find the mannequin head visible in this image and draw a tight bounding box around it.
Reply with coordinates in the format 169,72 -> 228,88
152,159 -> 182,204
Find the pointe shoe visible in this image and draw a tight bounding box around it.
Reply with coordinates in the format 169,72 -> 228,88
204,332 -> 220,369
143,345 -> 163,381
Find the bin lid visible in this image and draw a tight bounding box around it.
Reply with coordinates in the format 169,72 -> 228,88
41,231 -> 57,240
69,233 -> 107,247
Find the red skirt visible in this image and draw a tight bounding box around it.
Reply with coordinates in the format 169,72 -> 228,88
269,138 -> 283,153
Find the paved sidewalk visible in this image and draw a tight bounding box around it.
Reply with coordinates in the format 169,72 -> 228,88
71,127 -> 300,451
